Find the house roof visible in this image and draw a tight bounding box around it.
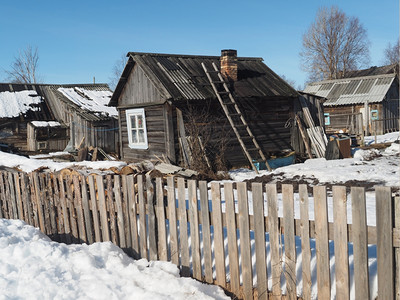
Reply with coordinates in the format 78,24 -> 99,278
303,73 -> 397,106
342,63 -> 398,78
109,51 -> 298,106
0,83 -> 115,122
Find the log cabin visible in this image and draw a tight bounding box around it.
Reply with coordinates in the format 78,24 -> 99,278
109,50 -> 316,170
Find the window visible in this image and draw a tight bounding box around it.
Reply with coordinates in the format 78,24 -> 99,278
126,108 -> 148,149
324,113 -> 330,125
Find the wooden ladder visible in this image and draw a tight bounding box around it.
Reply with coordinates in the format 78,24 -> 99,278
201,62 -> 271,172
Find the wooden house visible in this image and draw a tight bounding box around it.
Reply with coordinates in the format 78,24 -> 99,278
109,50 -> 309,170
304,64 -> 399,135
0,83 -> 118,154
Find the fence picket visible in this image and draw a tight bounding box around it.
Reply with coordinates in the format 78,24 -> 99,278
73,175 -> 87,243
7,172 -> 18,219
137,175 -> 147,260
20,173 -> 32,225
58,174 -> 71,244
376,186 -> 394,299
114,175 -> 126,249
88,176 -> 101,242
252,183 -> 268,300
121,175 -> 132,251
96,175 -> 110,242
146,174 -> 157,261
45,173 -> 57,236
52,174 -> 64,240
177,177 -> 189,275
39,173 -> 51,234
395,196 -> 400,300
314,185 -> 330,300
32,172 -> 45,233
299,184 -> 311,300
224,182 -> 240,295
267,183 -> 281,299
167,177 -> 179,266
127,175 -> 139,259
238,182 -> 253,300
156,177 -> 167,261
0,172 -> 7,218
283,184 -> 296,299
351,187 -> 369,300
106,175 -> 118,245
199,180 -> 212,283
13,173 -> 24,219
66,175 -> 79,243
211,182 -> 226,288
333,186 -> 349,300
188,180 -> 201,281
81,175 -> 94,244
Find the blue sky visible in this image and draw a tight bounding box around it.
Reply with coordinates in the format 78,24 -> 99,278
0,0 -> 398,88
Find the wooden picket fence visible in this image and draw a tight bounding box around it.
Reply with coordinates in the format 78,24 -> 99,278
0,169 -> 399,299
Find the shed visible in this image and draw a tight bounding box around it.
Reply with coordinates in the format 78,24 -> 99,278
109,50 -> 308,170
0,83 -> 118,154
304,64 -> 399,135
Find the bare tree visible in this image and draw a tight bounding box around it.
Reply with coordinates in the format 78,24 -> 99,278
300,6 -> 370,82
109,54 -> 128,91
383,39 -> 399,65
5,46 -> 41,83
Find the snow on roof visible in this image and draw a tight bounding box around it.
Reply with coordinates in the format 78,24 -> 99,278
0,90 -> 43,118
30,121 -> 61,127
58,87 -> 117,117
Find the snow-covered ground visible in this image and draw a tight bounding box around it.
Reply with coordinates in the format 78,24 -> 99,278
0,218 -> 228,299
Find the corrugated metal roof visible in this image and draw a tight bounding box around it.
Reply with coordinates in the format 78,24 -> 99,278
303,74 -> 396,106
109,52 -> 299,106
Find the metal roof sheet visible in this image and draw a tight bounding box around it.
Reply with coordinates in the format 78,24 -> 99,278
303,74 -> 396,106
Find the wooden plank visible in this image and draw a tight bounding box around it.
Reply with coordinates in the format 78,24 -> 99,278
20,173 -> 32,225
127,175 -> 139,259
81,175 -> 94,244
106,175 -> 118,245
314,186 -> 330,299
156,177 -> 168,261
32,172 -> 46,233
0,172 -> 7,219
88,175 -> 101,243
351,187 -> 369,300
52,174 -> 64,239
252,183 -> 268,300
237,182 -> 253,300
4,172 -> 13,219
66,175 -> 79,243
73,175 -> 87,243
8,172 -> 18,219
299,184 -> 311,300
177,177 -> 189,274
13,173 -> 24,219
39,173 -> 51,234
45,173 -> 58,236
333,186 -> 350,300
58,174 -> 72,244
376,186 -> 394,299
146,174 -> 158,261
267,184 -> 281,299
137,175 -> 147,259
395,196 -> 400,300
211,182 -> 226,288
96,175 -> 110,242
282,184 -> 296,299
121,175 -> 132,251
114,175 -> 126,249
199,180 -> 213,283
188,180 -> 201,280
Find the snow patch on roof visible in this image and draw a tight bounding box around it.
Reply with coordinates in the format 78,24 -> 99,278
0,90 -> 43,118
58,87 -> 117,117
30,121 -> 61,127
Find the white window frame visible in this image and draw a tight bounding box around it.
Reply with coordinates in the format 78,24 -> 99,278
126,108 -> 148,149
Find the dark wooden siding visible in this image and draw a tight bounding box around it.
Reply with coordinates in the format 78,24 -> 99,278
119,64 -> 166,106
120,105 -> 168,162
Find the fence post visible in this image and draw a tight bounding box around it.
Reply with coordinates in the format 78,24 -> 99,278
376,186 -> 394,299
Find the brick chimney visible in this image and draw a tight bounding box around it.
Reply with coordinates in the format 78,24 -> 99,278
220,49 -> 238,81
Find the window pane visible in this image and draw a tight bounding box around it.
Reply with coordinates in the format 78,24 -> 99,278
138,129 -> 145,143
137,115 -> 143,128
132,130 -> 138,143
130,115 -> 137,129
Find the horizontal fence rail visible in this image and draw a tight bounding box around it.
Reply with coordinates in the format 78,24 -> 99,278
0,169 -> 399,299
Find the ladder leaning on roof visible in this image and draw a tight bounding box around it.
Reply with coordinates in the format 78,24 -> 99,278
201,62 -> 271,173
